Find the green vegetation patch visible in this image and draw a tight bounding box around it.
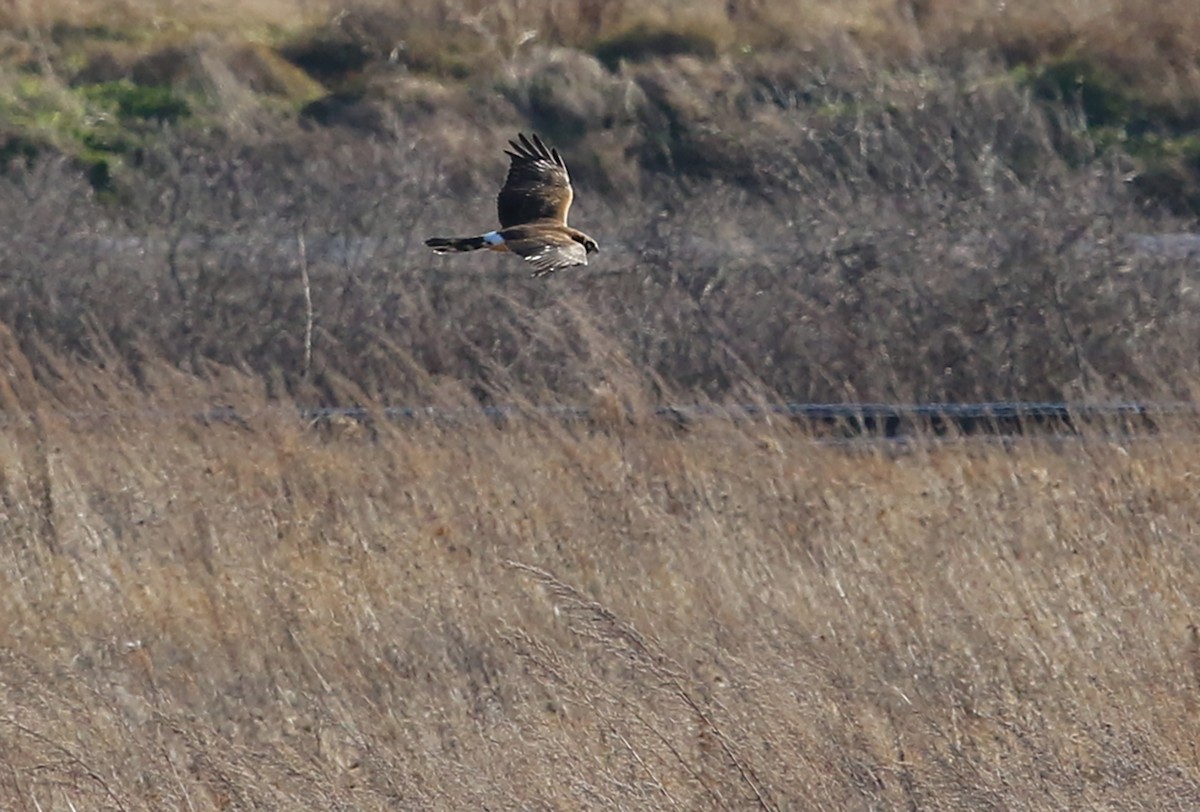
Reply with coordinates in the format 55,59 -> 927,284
1018,54 -> 1200,213
1021,56 -> 1133,129
79,79 -> 191,122
0,71 -> 194,192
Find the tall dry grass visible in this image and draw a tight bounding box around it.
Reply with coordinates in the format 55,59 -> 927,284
0,0 -> 331,33
1,344 -> 1199,808
13,0 -> 1200,74
8,0 -> 1200,111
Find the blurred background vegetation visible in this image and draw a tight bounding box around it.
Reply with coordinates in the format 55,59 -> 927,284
1,0 -> 1199,407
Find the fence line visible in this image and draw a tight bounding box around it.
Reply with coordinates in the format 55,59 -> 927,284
10,400 -> 1195,439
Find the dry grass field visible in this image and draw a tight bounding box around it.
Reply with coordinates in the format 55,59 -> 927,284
2,348 -> 1200,809
1,1 -> 1200,808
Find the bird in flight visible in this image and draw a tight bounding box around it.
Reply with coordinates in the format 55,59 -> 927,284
425,133 -> 599,277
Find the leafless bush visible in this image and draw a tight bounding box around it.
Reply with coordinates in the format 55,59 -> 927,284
0,52 -> 1196,408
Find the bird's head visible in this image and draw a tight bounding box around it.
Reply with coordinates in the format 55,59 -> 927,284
582,236 -> 599,255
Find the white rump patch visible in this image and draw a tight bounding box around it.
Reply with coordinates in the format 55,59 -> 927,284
482,231 -> 504,246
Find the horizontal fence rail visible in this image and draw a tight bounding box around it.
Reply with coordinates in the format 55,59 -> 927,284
297,400 -> 1185,437
18,400 -> 1197,440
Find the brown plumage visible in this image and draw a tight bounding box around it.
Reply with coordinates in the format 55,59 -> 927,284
425,133 -> 599,278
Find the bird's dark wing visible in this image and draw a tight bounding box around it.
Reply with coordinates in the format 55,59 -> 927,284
497,133 -> 573,228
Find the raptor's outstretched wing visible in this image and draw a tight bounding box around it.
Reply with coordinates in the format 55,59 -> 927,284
497,133 -> 573,228
504,230 -> 589,277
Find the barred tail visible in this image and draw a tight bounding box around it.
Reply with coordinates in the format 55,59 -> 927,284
426,235 -> 488,253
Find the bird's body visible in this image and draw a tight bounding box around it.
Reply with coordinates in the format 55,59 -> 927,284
426,133 -> 599,277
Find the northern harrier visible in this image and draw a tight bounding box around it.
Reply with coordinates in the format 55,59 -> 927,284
425,133 -> 599,277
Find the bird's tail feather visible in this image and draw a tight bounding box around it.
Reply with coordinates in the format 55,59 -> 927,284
425,235 -> 488,253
